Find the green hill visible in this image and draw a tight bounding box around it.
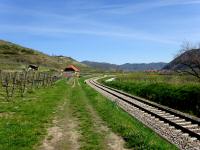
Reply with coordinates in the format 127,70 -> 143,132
0,40 -> 90,72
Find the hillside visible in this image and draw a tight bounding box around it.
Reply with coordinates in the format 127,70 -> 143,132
163,49 -> 200,70
0,40 -> 90,71
82,61 -> 167,71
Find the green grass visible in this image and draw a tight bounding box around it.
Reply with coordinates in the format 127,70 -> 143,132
80,78 -> 178,150
0,76 -> 179,150
0,79 -> 68,150
67,78 -> 104,150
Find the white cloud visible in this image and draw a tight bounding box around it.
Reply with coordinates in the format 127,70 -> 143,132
94,0 -> 200,15
0,24 -> 178,44
0,0 -> 199,45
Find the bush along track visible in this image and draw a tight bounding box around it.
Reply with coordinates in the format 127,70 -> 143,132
81,79 -> 178,150
102,80 -> 200,117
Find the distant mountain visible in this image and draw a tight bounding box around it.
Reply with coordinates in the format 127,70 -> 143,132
163,49 -> 200,70
0,40 -> 90,71
82,61 -> 167,71
120,62 -> 167,71
81,61 -> 118,71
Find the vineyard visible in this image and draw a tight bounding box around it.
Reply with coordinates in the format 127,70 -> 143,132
0,70 -> 60,100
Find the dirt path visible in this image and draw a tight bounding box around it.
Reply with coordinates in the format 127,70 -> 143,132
90,107 -> 127,150
39,78 -> 129,150
39,99 -> 80,150
77,80 -> 130,150
72,78 -> 76,88
85,100 -> 129,150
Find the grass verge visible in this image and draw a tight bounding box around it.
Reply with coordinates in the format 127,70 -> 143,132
80,79 -> 178,150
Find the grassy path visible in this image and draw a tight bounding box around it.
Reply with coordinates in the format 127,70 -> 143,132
0,78 -> 178,150
40,77 -> 127,150
66,78 -> 127,150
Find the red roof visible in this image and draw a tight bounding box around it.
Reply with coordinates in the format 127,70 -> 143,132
65,65 -> 80,72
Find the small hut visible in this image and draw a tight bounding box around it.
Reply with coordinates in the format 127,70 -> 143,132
27,64 -> 39,71
63,65 -> 80,77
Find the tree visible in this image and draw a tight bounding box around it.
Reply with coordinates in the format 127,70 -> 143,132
176,41 -> 200,80
175,41 -> 196,58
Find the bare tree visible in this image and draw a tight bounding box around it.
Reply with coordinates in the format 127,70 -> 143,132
181,41 -> 197,51
198,42 -> 200,49
175,41 -> 196,58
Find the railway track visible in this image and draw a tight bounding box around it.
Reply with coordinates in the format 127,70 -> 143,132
86,78 -> 200,150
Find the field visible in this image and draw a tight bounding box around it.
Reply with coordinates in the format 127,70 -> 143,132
0,76 -> 178,150
102,72 -> 200,117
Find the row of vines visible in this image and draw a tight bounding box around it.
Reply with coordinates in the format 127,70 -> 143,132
0,70 -> 60,100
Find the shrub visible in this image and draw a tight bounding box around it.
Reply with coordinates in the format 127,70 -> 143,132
103,80 -> 200,117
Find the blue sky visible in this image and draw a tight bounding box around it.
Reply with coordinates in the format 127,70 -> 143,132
0,0 -> 200,64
